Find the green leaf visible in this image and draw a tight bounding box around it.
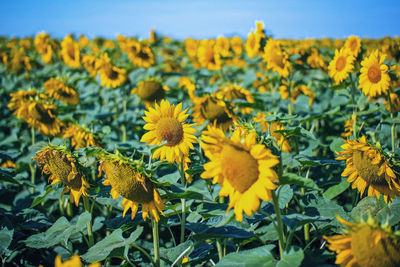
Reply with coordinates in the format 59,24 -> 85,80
0,228 -> 13,256
24,212 -> 91,248
351,197 -> 386,221
322,179 -> 350,200
0,168 -> 20,185
81,227 -> 143,263
279,173 -> 320,190
278,185 -> 293,209
330,137 -> 345,153
160,240 -> 193,266
304,196 -> 348,227
215,245 -> 276,267
30,186 -> 54,208
276,247 -> 304,267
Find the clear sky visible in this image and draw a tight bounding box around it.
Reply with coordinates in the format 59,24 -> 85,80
1,0 -> 399,39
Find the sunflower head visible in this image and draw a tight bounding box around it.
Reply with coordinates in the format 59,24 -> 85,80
245,30 -> 261,58
131,78 -> 169,104
328,47 -> 355,84
344,36 -> 362,57
61,35 -> 81,68
324,215 -> 400,267
197,41 -> 222,71
63,123 -> 100,149
43,77 -> 80,106
98,153 -> 165,221
336,136 -> 400,203
35,145 -> 89,206
216,84 -> 255,114
263,40 -> 290,78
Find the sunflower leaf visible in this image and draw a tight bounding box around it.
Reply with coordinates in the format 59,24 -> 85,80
215,245 -> 276,267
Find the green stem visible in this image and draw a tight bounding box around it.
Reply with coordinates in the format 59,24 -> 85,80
301,168 -> 311,243
83,197 -> 94,247
388,93 -> 396,155
272,191 -> 285,258
216,239 -> 223,260
179,160 -> 186,244
152,220 -> 160,267
30,127 -> 36,193
349,74 -> 358,138
131,244 -> 156,267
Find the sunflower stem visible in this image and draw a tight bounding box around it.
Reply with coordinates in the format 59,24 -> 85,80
83,197 -> 94,247
271,190 -> 285,258
179,160 -> 186,244
302,168 -> 311,243
216,239 -> 223,260
152,219 -> 160,267
387,93 -> 396,155
349,73 -> 358,138
30,127 -> 36,193
131,243 -> 156,267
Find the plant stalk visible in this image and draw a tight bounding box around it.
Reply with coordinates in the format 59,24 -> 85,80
152,220 -> 160,267
83,197 -> 94,247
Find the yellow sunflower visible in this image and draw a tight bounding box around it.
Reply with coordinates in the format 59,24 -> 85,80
184,38 -> 199,58
384,92 -> 400,113
344,36 -> 362,58
328,48 -> 355,84
230,36 -> 243,56
131,78 -> 170,106
140,99 -> 197,164
307,48 -> 327,70
82,54 -> 100,77
1,160 -> 16,168
197,41 -> 221,71
245,30 -> 261,58
61,35 -> 81,68
179,77 -> 196,99
279,80 -> 315,105
98,153 -> 165,221
336,136 -> 400,203
200,126 -> 279,221
130,45 -> 155,68
192,93 -> 233,132
341,114 -> 355,138
35,145 -> 90,206
97,54 -> 127,88
43,78 -> 80,105
358,50 -> 390,98
254,112 -> 291,153
216,84 -> 254,114
324,216 -> 400,267
215,37 -> 231,57
63,123 -> 100,149
54,254 -> 100,267
263,40 -> 290,78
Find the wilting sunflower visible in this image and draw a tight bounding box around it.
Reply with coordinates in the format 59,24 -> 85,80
8,90 -> 63,136
140,99 -> 197,164
200,126 -> 279,221
35,145 -> 89,206
336,136 -> 400,203
63,123 -> 100,149
97,54 -> 127,88
344,36 -> 362,58
324,216 -> 400,267
245,30 -> 261,58
328,48 -> 355,84
216,85 -> 254,114
43,78 -> 79,105
54,254 -> 100,267
61,35 -> 81,68
254,112 -> 291,153
263,40 -> 290,78
358,50 -> 390,98
98,153 -> 165,221
131,78 -> 170,106
192,93 -> 233,132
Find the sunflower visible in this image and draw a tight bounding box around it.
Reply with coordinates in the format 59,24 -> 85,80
200,126 -> 279,221
98,153 -> 165,221
307,48 -> 327,70
344,36 -> 362,58
279,80 -> 315,105
197,41 -> 221,71
140,99 -> 197,164
34,32 -> 53,64
41,44 -> 53,64
97,54 -> 127,88
254,112 -> 291,153
35,145 -> 89,206
61,35 -> 81,68
358,50 -> 390,98
230,36 -> 243,56
245,30 -> 261,58
384,92 -> 400,113
63,123 -> 100,149
1,160 -> 16,168
131,78 -> 170,106
253,72 -> 270,92
179,77 -> 196,99
263,40 -> 290,78
184,38 -> 199,58
216,84 -> 254,114
43,78 -> 80,105
192,94 -> 233,132
54,254 -> 100,267
130,45 -> 155,68
82,54 -> 100,77
324,216 -> 400,267
336,136 -> 400,203
328,48 -> 355,84
215,37 -> 231,57
341,114 -> 355,138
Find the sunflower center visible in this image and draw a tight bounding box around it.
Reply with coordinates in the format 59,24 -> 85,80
67,46 -> 75,60
102,161 -> 154,203
350,40 -> 358,52
156,117 -> 184,146
200,98 -> 230,123
351,226 -> 400,267
220,144 -> 259,193
335,56 -> 347,71
352,151 -> 387,186
137,81 -> 165,101
367,65 -> 382,83
104,65 -> 119,80
47,151 -> 81,189
137,50 -> 150,60
31,104 -> 55,124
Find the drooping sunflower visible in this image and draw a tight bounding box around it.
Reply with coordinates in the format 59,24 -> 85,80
192,93 -> 233,132
97,54 -> 127,88
140,99 -> 197,164
131,78 -> 170,106
43,78 -> 80,106
328,48 -> 355,84
216,84 -> 254,114
200,126 -> 279,221
358,50 -> 390,98
61,35 -> 81,68
336,136 -> 400,203
344,36 -> 362,58
35,145 -> 90,206
63,123 -> 100,149
263,40 -> 291,78
324,216 -> 400,267
254,112 -> 291,153
98,153 -> 165,221
54,254 -> 100,267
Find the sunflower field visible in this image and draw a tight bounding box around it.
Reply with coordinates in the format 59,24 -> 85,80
1,23 -> 400,267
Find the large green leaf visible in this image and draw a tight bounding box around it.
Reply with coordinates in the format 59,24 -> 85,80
215,245 -> 276,267
0,228 -> 13,256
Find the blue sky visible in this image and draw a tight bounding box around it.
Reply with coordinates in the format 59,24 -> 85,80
1,0 -> 399,39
